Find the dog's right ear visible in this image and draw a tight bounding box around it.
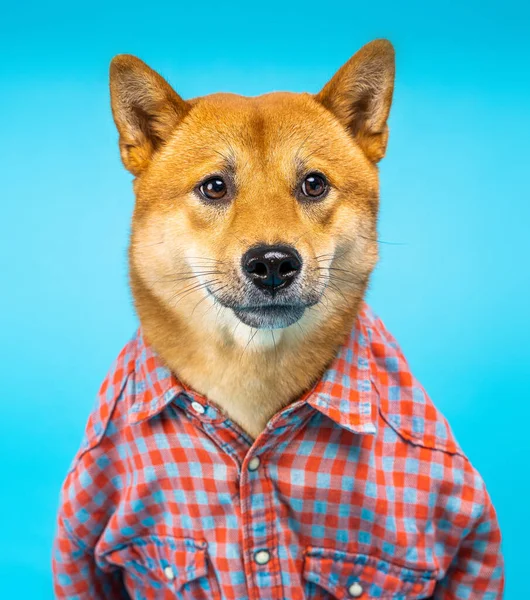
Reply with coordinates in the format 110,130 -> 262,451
109,55 -> 190,176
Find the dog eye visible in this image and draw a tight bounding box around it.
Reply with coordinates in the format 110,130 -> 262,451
199,177 -> 227,200
301,173 -> 328,199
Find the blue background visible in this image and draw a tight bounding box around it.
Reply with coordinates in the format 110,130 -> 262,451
1,1 -> 528,597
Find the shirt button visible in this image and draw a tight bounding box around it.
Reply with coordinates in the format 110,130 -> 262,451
191,401 -> 205,415
163,566 -> 175,581
348,582 -> 363,597
254,549 -> 271,565
248,456 -> 261,471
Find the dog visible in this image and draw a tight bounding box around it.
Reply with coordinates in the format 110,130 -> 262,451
52,40 -> 504,599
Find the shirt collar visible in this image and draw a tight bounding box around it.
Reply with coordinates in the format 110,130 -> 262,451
128,308 -> 379,435
127,333 -> 184,424
299,311 -> 378,435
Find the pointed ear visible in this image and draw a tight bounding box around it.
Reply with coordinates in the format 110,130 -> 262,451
109,54 -> 190,176
315,39 -> 395,162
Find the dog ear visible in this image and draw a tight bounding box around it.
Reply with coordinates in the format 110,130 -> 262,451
109,55 -> 190,176
315,39 -> 395,162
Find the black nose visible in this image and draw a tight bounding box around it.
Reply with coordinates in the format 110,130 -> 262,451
242,245 -> 302,295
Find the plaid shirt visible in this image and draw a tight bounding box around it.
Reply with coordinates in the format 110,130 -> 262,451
52,303 -> 504,599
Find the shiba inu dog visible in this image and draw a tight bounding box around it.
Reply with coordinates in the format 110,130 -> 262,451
53,40 -> 503,599
112,40 -> 394,439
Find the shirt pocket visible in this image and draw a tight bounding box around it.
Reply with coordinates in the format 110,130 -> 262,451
303,547 -> 437,600
103,536 -> 221,600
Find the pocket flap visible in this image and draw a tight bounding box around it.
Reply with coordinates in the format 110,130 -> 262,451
303,547 -> 436,599
104,536 -> 208,590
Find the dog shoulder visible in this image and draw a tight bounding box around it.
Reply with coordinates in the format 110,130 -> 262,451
360,304 -> 464,457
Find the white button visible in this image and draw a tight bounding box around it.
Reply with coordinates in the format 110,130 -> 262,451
163,566 -> 175,581
248,457 -> 261,471
191,401 -> 205,415
254,550 -> 271,565
348,582 -> 363,597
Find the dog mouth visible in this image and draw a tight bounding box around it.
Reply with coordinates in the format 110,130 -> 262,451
232,304 -> 306,329
206,286 -> 317,329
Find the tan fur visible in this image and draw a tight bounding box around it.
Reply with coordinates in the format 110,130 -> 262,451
109,40 -> 395,439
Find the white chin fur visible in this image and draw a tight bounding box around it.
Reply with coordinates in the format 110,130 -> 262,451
213,303 -> 285,350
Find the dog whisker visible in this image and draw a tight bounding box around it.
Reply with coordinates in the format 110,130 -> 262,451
325,280 -> 349,304
356,234 -> 406,246
231,315 -> 244,341
239,326 -> 260,366
315,266 -> 353,274
316,273 -> 357,286
186,256 -> 229,264
158,270 -> 223,281
227,231 -> 247,245
134,241 -> 165,247
295,319 -> 308,344
314,249 -> 350,263
291,229 -> 312,246
190,282 -> 229,318
167,278 -> 220,306
151,271 -> 224,285
269,329 -> 278,368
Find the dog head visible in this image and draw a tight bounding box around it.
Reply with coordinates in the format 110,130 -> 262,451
110,40 -> 394,340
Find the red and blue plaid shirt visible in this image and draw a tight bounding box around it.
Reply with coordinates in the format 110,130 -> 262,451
52,303 -> 503,599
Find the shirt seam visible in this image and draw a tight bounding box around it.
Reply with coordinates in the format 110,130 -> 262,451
378,405 -> 466,458
67,372 -> 132,475
60,513 -> 94,555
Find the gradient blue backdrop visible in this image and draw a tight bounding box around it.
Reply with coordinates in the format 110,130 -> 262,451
1,1 -> 528,598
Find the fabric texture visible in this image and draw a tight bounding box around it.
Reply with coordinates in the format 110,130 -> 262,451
52,303 -> 504,599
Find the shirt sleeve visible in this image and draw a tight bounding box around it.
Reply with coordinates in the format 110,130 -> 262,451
51,363 -> 129,599
52,513 -> 129,599
434,485 -> 504,599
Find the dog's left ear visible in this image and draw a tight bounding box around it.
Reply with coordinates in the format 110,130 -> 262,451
315,39 -> 395,162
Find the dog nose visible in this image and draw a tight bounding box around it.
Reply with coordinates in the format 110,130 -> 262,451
242,245 -> 302,294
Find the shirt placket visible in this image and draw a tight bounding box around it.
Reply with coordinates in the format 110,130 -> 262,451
180,391 -> 312,600
238,442 -> 283,600
238,402 -> 315,600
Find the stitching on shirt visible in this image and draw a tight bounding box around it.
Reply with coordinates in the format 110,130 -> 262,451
60,513 -> 94,554
172,401 -> 243,457
367,360 -> 464,458
259,405 -> 316,463
202,420 -> 245,465
303,546 -> 438,575
262,460 -> 286,600
223,417 -> 254,448
378,405 -> 465,457
101,535 -> 208,556
69,372 -> 130,471
100,535 -> 210,585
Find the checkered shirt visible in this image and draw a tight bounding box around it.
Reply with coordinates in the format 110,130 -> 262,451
52,303 -> 504,599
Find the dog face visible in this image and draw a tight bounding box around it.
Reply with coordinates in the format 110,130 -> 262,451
110,41 -> 394,335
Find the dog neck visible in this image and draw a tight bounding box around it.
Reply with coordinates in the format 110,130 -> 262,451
131,269 -> 365,439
